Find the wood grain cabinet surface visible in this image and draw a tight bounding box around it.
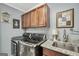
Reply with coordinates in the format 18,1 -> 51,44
21,4 -> 49,28
31,9 -> 38,27
21,14 -> 26,28
43,48 -> 67,56
22,13 -> 31,28
37,5 -> 48,27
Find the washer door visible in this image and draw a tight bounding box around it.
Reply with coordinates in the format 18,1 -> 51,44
18,41 -> 35,56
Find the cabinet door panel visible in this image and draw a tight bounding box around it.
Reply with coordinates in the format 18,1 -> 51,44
22,13 -> 31,28
31,9 -> 38,27
38,5 -> 48,27
22,15 -> 26,28
25,13 -> 31,27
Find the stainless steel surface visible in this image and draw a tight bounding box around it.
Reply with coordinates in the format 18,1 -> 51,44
52,41 -> 75,52
11,33 -> 47,56
11,36 -> 23,56
19,41 -> 36,47
19,41 -> 35,56
18,33 -> 46,56
11,36 -> 23,43
11,40 -> 17,56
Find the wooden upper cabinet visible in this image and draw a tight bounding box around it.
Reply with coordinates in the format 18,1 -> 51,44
21,4 -> 49,28
37,4 -> 48,27
25,13 -> 31,28
22,13 -> 31,28
30,9 -> 38,27
22,15 -> 26,28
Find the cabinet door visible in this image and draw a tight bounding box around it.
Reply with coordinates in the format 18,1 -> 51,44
43,48 -> 66,56
31,9 -> 38,27
38,5 -> 48,27
25,13 -> 31,28
22,13 -> 31,28
22,15 -> 26,28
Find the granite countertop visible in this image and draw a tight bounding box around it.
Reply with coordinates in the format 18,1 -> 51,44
41,40 -> 79,56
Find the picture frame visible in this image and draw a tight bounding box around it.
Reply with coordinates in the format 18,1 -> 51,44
13,19 -> 20,28
56,8 -> 74,28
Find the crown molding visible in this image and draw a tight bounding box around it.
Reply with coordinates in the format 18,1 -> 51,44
3,3 -> 25,12
3,3 -> 46,13
24,3 -> 46,13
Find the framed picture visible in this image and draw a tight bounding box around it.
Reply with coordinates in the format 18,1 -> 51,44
13,19 -> 20,28
56,8 -> 74,28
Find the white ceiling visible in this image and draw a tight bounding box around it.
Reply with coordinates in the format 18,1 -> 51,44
4,3 -> 39,12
